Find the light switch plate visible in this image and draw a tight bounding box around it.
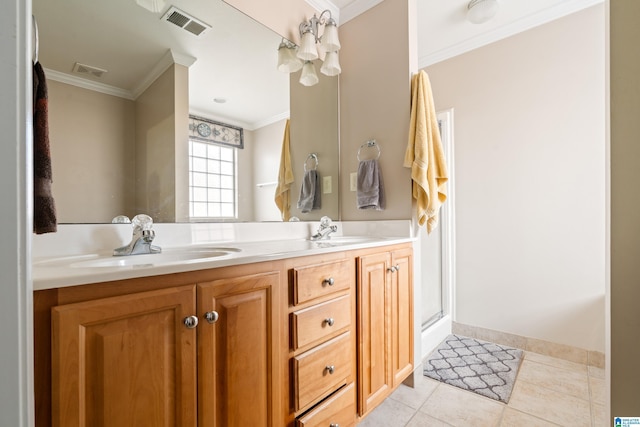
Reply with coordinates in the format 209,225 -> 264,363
323,176 -> 332,194
350,172 -> 357,191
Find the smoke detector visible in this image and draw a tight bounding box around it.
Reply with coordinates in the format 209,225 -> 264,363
72,62 -> 108,79
162,6 -> 211,36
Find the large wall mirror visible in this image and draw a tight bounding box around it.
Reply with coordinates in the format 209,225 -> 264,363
34,0 -> 339,224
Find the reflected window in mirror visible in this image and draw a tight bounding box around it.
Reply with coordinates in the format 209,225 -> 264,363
189,140 -> 237,219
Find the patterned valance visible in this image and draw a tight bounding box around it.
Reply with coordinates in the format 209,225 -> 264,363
188,115 -> 244,149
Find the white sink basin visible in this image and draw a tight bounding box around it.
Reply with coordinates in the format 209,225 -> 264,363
35,247 -> 241,269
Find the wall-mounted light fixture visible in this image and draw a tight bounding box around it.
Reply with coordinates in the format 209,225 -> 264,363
277,10 -> 341,87
467,0 -> 499,24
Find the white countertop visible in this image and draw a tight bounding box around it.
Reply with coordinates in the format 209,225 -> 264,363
32,221 -> 415,291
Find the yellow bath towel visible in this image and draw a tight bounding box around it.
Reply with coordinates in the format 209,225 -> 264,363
404,70 -> 448,234
275,119 -> 295,221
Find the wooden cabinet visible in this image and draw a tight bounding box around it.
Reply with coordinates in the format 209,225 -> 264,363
48,269 -> 280,427
197,272 -> 279,427
36,243 -> 413,427
288,258 -> 356,426
357,245 -> 414,417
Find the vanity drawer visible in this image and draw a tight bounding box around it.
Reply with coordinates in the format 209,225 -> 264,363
293,260 -> 352,305
293,331 -> 352,411
296,382 -> 356,427
292,294 -> 351,350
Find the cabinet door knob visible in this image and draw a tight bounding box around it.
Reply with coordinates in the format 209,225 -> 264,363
325,365 -> 335,374
394,264 -> 400,271
204,311 -> 219,324
322,277 -> 335,286
324,317 -> 335,327
183,315 -> 199,329
330,424 -> 340,427
387,266 -> 397,273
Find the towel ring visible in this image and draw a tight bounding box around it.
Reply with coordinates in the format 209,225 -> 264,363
357,139 -> 381,161
304,153 -> 318,172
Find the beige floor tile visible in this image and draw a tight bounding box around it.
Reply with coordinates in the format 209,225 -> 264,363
591,403 -> 606,427
358,397 -> 416,427
500,408 -> 560,426
589,376 -> 606,406
390,376 -> 439,410
524,351 -> 588,373
406,413 -> 454,427
508,380 -> 591,426
588,366 -> 605,379
517,359 -> 590,400
419,384 -> 505,427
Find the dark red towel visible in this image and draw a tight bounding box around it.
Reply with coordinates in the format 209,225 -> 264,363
33,62 -> 57,234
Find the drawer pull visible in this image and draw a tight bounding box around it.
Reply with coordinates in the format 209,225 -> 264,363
204,311 -> 219,324
325,365 -> 335,374
183,315 -> 199,329
322,277 -> 335,286
324,317 -> 335,327
330,424 -> 340,427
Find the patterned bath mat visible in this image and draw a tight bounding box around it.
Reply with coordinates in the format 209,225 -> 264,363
423,334 -> 523,403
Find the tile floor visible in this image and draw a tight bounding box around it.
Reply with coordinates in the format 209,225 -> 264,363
358,351 -> 606,427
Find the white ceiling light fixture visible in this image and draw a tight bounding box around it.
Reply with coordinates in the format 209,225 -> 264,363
467,0 -> 499,24
277,9 -> 341,86
135,0 -> 166,13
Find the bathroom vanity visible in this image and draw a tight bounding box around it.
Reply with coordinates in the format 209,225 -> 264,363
32,224 -> 414,427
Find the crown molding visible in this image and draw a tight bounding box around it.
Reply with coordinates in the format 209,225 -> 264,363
419,0 -> 604,68
249,110 -> 290,131
339,0 -> 383,25
44,68 -> 134,100
131,49 -> 197,99
305,0 -> 340,24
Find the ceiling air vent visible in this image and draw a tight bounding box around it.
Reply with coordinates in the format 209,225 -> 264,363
162,6 -> 211,36
72,62 -> 107,78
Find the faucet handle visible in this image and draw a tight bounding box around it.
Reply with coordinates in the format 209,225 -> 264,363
132,214 -> 154,231
320,216 -> 332,228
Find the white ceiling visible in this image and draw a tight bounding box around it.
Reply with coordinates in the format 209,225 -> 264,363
34,0 -> 603,130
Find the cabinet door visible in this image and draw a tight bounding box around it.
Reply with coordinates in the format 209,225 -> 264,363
197,271 -> 280,427
357,252 -> 391,416
52,285 -> 197,427
391,247 -> 414,386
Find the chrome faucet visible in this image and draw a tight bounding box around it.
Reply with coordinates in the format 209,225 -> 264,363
113,214 -> 162,256
310,216 -> 338,241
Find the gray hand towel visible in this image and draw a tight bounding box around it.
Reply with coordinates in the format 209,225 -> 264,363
357,159 -> 385,210
297,170 -> 321,213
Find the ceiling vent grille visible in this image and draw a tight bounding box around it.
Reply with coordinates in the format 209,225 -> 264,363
72,62 -> 108,78
162,6 -> 211,36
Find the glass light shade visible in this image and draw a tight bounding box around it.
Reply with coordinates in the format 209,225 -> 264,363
297,31 -> 319,61
467,0 -> 499,24
135,0 -> 166,13
321,21 -> 341,52
299,61 -> 319,87
320,51 -> 341,76
277,44 -> 303,73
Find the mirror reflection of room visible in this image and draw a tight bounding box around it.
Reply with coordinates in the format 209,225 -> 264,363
34,0 -> 339,224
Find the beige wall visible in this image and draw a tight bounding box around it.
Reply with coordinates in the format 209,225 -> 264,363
610,0 -> 640,414
339,0 -> 413,221
251,119 -> 286,222
427,5 -> 606,352
290,66 -> 340,221
135,64 -> 189,223
47,80 -> 136,223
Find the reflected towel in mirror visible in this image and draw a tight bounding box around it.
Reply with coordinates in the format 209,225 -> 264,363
297,170 -> 321,213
